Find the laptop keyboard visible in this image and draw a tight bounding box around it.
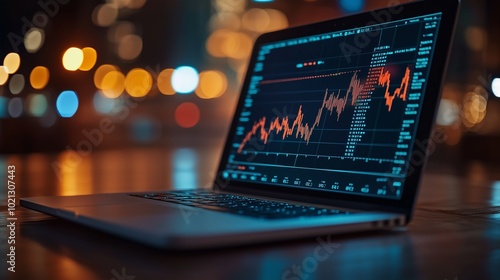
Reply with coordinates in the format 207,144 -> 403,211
129,190 -> 349,219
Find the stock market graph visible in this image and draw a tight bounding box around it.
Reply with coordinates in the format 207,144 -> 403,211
223,13 -> 442,199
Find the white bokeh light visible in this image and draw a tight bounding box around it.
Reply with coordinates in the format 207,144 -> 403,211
171,66 -> 199,94
492,78 -> 500,98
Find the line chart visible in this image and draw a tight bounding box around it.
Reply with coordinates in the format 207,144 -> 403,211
379,66 -> 411,111
237,67 -> 411,153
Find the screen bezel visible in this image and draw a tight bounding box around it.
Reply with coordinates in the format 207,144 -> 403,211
214,0 -> 460,220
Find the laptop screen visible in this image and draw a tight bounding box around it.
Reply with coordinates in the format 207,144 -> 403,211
222,12 -> 443,200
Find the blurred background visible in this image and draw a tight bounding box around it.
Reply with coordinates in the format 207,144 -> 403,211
1,0 -> 500,194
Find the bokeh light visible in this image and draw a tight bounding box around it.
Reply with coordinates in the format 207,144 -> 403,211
214,0 -> 245,13
30,66 -> 50,90
4,53 -> 21,74
118,34 -> 143,61
125,68 -> 152,97
24,28 -> 45,53
62,47 -> 84,71
111,0 -> 147,9
130,116 -> 161,143
265,9 -> 289,31
0,97 -> 8,118
175,102 -> 200,128
27,94 -> 48,117
465,27 -> 487,51
93,91 -> 116,114
209,12 -> 241,31
492,78 -> 500,98
0,66 -> 8,85
108,21 -> 135,43
56,90 -> 79,118
436,99 -> 460,126
206,30 -> 253,59
8,97 -> 23,118
101,70 -> 125,98
242,8 -> 271,32
206,30 -> 230,58
157,68 -> 176,95
339,0 -> 365,13
126,0 -> 147,9
240,9 -> 288,33
92,4 -> 118,27
195,70 -> 228,99
171,66 -> 199,94
222,32 -> 252,59
173,148 -> 198,190
9,74 -> 25,94
79,47 -> 98,71
94,64 -> 119,89
462,91 -> 487,128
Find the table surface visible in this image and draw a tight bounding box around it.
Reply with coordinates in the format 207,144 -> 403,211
1,147 -> 499,280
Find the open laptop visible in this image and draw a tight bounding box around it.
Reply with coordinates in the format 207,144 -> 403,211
21,0 -> 460,249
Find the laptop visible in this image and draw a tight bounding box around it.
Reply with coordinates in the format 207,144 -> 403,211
21,0 -> 460,249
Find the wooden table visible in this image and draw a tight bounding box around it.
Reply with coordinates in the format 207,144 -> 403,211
1,148 -> 499,280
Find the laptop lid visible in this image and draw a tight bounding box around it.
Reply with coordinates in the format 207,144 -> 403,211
215,0 -> 460,220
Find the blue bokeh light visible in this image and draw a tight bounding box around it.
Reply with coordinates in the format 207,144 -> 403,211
130,116 -> 161,144
0,97 -> 8,118
173,148 -> 198,190
93,91 -> 115,114
8,98 -> 23,118
171,66 -> 199,94
339,0 -> 365,13
56,90 -> 79,118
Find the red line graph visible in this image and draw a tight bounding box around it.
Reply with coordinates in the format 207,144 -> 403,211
237,72 -> 363,153
378,66 -> 411,111
237,66 -> 411,153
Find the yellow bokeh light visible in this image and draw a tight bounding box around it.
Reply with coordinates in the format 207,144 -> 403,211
206,30 -> 252,59
206,29 -> 230,58
62,47 -> 84,71
195,70 -> 227,99
157,68 -> 175,95
94,64 -> 118,89
101,70 -> 125,98
222,32 -> 252,59
30,66 -> 50,90
125,68 -> 152,97
265,9 -> 289,31
79,47 -> 97,71
4,53 -> 21,74
0,66 -> 8,85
